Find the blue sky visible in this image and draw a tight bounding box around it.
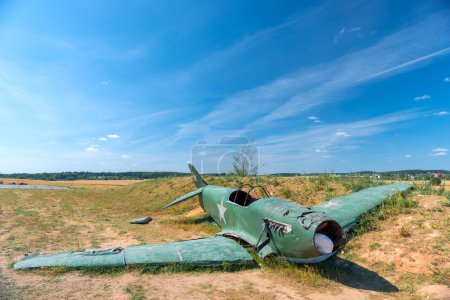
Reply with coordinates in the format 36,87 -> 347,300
0,0 -> 449,173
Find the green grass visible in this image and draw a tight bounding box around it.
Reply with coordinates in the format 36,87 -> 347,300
124,284 -> 146,300
338,176 -> 377,192
413,182 -> 447,196
136,261 -> 256,274
21,261 -> 257,277
352,192 -> 417,236
369,242 -> 381,251
280,187 -> 293,198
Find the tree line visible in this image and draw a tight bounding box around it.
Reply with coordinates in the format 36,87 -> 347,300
0,171 -> 189,181
0,169 -> 448,181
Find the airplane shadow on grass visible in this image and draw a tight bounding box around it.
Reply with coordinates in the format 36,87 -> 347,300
312,256 -> 399,292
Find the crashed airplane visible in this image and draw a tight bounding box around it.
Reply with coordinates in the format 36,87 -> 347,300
15,164 -> 412,270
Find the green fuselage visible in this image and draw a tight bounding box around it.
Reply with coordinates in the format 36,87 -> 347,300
200,185 -> 342,262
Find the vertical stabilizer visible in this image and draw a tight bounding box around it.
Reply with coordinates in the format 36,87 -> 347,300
188,164 -> 207,188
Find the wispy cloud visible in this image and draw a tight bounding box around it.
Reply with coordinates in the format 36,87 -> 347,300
121,154 -> 131,159
405,154 -> 412,158
434,111 -> 449,116
96,134 -> 120,141
307,116 -> 321,123
173,11 -> 450,141
444,77 -> 450,82
256,109 -> 424,171
335,131 -> 350,137
414,94 -> 430,101
85,145 -> 99,152
334,26 -> 362,43
367,47 -> 450,80
432,148 -> 448,156
432,152 -> 447,156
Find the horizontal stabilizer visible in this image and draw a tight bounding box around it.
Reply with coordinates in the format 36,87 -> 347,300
163,187 -> 203,209
14,236 -> 254,270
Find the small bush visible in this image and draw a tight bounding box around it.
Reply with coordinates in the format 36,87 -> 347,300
430,177 -> 441,186
399,225 -> 411,237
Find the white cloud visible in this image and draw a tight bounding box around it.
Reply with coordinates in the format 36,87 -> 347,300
432,148 -> 448,156
335,131 -> 349,137
433,152 -> 447,156
107,134 -> 120,139
257,109 -> 424,168
98,137 -> 108,141
121,154 -> 131,159
315,149 -> 327,153
405,154 -> 412,158
444,77 -> 450,82
85,146 -> 99,152
434,111 -> 449,116
307,116 -> 321,124
414,94 -> 430,101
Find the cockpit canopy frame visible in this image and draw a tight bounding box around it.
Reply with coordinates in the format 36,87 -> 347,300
229,183 -> 271,207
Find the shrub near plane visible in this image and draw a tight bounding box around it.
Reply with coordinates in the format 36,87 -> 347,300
15,164 -> 412,270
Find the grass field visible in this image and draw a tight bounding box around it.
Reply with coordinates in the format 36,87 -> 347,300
0,176 -> 449,299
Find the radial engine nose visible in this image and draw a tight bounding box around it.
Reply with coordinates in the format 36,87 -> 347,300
312,219 -> 343,255
314,233 -> 334,254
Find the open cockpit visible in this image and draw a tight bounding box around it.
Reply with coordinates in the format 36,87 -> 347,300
228,184 -> 271,207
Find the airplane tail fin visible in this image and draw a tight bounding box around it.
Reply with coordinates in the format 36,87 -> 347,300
188,164 -> 207,189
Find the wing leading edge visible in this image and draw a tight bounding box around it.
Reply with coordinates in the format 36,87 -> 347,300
313,183 -> 413,230
14,236 -> 254,270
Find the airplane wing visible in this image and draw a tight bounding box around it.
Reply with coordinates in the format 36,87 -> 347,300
312,183 -> 412,231
14,236 -> 254,270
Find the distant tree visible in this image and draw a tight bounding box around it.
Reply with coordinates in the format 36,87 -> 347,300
232,145 -> 258,177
